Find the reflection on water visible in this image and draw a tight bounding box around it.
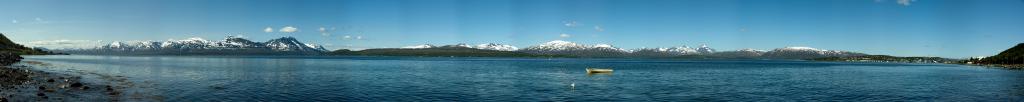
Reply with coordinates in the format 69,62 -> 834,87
586,72 -> 613,76
19,55 -> 1024,101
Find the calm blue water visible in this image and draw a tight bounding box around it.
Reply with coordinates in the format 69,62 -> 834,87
19,55 -> 1024,101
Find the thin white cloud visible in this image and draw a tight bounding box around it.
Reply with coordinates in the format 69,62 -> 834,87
11,20 -> 17,24
264,27 -> 274,33
560,33 -> 571,38
279,26 -> 298,33
343,35 -> 351,39
897,0 -> 915,6
25,40 -> 106,49
319,27 -> 336,37
230,34 -> 246,38
355,36 -> 363,40
875,0 -> 916,6
564,21 -> 578,27
594,25 -> 604,32
32,17 -> 50,24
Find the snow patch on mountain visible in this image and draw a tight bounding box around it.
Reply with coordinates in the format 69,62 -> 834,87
402,44 -> 436,49
92,36 -> 327,53
762,47 -> 865,59
696,44 -> 716,54
475,43 -> 519,51
398,43 -> 519,51
738,48 -> 767,52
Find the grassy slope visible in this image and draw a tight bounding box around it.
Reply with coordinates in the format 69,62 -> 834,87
0,33 -> 51,55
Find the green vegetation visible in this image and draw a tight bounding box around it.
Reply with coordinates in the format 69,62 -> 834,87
329,47 -> 574,58
811,55 -> 960,63
959,43 -> 1024,69
979,43 -> 1024,64
0,33 -> 57,55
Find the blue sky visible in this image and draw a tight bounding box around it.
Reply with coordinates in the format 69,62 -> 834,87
1,0 -> 1022,58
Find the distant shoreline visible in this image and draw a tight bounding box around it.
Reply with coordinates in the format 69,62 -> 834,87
811,57 -> 1024,70
961,64 -> 1024,69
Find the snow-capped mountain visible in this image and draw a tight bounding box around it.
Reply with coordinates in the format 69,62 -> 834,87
399,43 -> 519,51
519,40 -> 630,52
514,40 -> 861,59
523,40 -> 590,51
100,41 -> 163,51
66,36 -> 327,55
696,44 -> 716,54
475,43 -> 519,51
591,44 -> 631,52
738,48 -> 768,52
402,44 -> 437,49
264,37 -> 326,52
220,36 -> 262,48
440,43 -> 473,48
709,48 -> 768,58
631,46 -> 702,57
519,40 -> 631,57
761,47 -> 865,59
520,40 -> 718,56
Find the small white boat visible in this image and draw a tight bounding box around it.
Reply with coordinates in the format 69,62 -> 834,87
586,68 -> 614,73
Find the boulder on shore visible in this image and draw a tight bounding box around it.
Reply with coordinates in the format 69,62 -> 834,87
0,52 -> 22,66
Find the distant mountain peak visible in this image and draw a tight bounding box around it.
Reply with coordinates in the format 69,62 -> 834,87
593,44 -> 614,48
263,37 -> 319,51
763,46 -> 864,59
519,40 -> 632,57
72,36 -> 326,55
266,36 -> 299,42
540,40 -> 585,48
185,37 -> 207,41
475,43 -> 518,51
779,47 -> 820,51
402,44 -> 436,49
738,48 -> 767,52
399,43 -> 518,51
441,43 -> 472,48
696,44 -> 716,54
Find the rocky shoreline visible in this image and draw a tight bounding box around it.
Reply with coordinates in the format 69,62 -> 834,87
0,53 -> 123,101
963,64 -> 1024,70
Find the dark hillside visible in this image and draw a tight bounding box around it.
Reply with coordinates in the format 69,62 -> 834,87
980,43 -> 1024,64
0,33 -> 53,55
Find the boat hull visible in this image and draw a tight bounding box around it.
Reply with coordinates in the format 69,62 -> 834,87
586,68 -> 614,73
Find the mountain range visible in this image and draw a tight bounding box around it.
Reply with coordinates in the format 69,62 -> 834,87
56,36 -> 328,55
55,36 -> 866,59
401,43 -> 519,51
367,40 -> 866,59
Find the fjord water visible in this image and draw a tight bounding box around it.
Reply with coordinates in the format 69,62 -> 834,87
20,55 -> 1024,101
